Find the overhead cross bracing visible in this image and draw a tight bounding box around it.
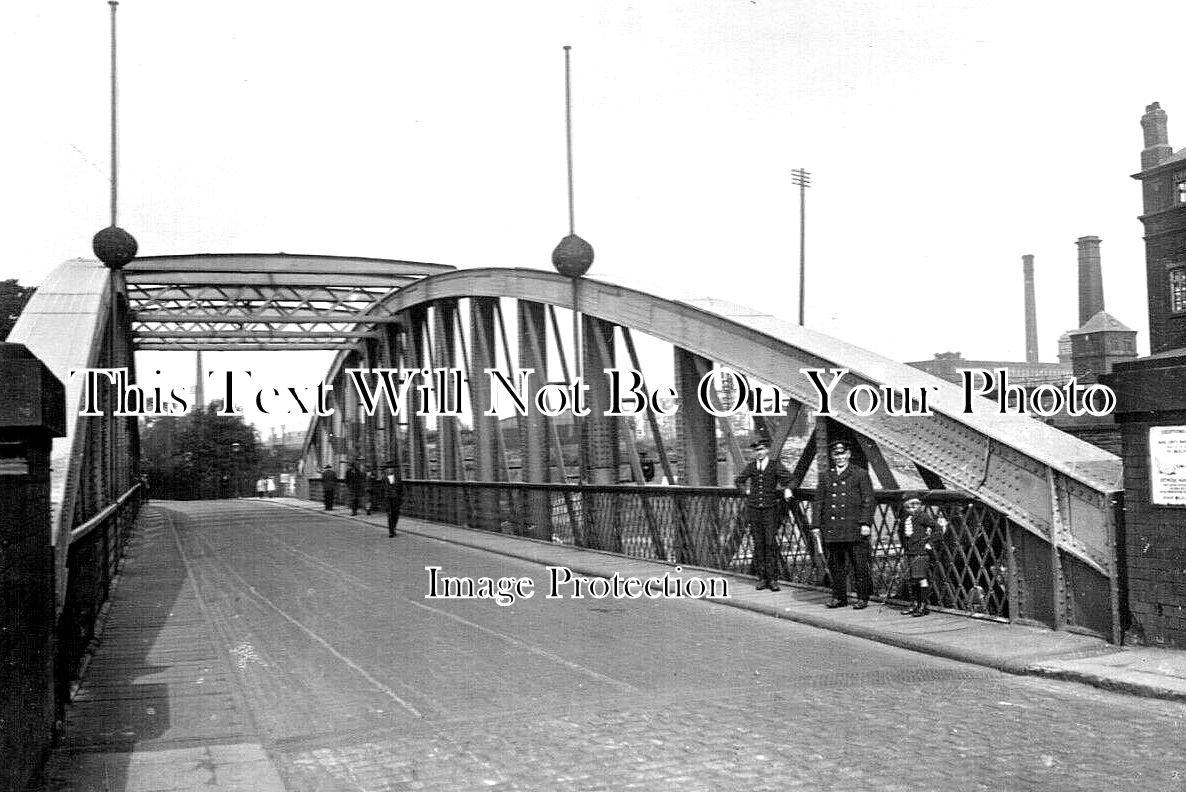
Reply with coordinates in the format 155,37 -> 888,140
124,253 -> 454,350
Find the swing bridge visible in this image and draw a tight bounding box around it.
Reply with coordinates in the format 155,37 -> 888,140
6,253 -> 1125,698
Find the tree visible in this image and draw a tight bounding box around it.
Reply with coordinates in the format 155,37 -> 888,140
0,279 -> 36,341
141,405 -> 260,499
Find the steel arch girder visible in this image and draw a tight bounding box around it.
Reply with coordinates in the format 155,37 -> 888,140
368,268 -> 1120,577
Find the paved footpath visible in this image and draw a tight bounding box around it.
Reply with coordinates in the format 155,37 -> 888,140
37,506 -> 286,792
35,498 -> 1186,791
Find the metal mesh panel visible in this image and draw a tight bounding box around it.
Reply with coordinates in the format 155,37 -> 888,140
404,482 -> 1013,619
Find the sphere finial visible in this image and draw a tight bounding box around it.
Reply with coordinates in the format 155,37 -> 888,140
552,234 -> 594,277
92,225 -> 138,270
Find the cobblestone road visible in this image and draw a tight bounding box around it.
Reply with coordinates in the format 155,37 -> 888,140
77,501 -> 1186,790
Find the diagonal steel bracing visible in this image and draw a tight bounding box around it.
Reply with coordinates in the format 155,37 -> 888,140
363,269 -> 1121,582
123,253 -> 453,350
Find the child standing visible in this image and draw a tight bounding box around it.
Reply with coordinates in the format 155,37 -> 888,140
897,493 -> 946,617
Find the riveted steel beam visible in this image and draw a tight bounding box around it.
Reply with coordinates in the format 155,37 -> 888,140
373,269 -> 1120,580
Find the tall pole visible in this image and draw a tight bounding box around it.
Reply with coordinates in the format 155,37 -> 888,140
564,46 -> 575,241
792,168 -> 811,326
564,45 -> 583,484
550,45 -> 595,482
108,1 -> 119,227
564,46 -> 581,398
107,1 -> 121,499
94,0 -> 139,499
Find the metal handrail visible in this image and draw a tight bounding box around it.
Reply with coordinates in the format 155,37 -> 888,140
69,481 -> 142,544
403,479 -> 966,501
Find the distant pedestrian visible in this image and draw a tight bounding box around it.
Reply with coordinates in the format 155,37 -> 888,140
256,477 -> 267,498
365,469 -> 381,515
321,464 -> 338,511
734,438 -> 793,591
639,450 -> 655,483
383,462 -> 404,537
345,459 -> 364,516
812,440 -> 875,609
265,477 -> 276,498
896,492 -> 947,617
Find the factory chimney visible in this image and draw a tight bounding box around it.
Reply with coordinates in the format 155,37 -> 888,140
1076,236 -> 1104,327
1022,254 -> 1038,363
1141,101 -> 1172,170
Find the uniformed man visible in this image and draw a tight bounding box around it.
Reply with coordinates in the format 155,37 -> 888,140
735,438 -> 793,591
812,440 -> 875,609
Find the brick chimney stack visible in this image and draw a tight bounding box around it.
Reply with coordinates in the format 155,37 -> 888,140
1141,101 -> 1172,170
1076,236 -> 1105,327
1022,254 -> 1038,363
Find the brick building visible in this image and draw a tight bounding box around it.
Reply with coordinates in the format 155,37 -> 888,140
1068,311 -> 1137,382
1135,101 -> 1186,353
1105,101 -> 1186,647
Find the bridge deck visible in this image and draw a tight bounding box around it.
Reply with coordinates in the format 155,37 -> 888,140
37,499 -> 1182,791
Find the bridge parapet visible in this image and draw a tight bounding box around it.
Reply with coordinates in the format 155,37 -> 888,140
399,480 -> 1022,623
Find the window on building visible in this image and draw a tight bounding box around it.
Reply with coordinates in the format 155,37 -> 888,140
1172,267 -> 1186,313
1177,171 -> 1186,205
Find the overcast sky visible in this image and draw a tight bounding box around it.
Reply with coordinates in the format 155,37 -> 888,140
2,1 -> 1181,431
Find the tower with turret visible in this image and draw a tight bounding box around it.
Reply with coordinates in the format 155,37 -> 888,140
1134,101 -> 1186,353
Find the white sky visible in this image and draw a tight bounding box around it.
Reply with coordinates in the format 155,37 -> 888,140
2,1 -> 1181,432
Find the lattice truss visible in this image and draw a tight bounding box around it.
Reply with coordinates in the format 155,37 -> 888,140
124,254 -> 454,351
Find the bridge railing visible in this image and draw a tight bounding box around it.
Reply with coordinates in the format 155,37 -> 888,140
402,481 -> 1016,622
59,482 -> 144,688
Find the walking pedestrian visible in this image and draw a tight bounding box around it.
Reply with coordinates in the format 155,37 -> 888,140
345,458 -> 364,516
734,438 -> 793,591
897,492 -> 947,617
812,440 -> 875,609
365,468 -> 381,515
383,462 -> 403,537
320,464 -> 338,511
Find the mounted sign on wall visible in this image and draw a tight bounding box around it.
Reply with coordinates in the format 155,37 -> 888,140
1150,425 -> 1186,506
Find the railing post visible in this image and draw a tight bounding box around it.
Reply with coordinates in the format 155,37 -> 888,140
581,317 -> 621,551
0,344 -> 66,792
519,301 -> 554,540
469,298 -> 502,532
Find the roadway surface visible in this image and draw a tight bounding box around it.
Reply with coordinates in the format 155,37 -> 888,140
42,500 -> 1186,791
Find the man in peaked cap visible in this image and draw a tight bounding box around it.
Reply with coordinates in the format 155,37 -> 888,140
735,437 -> 793,591
812,439 -> 875,609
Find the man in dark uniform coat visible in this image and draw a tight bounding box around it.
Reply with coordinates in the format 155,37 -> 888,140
383,462 -> 404,538
345,459 -> 364,516
735,438 -> 793,591
812,440 -> 876,609
320,464 -> 338,511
